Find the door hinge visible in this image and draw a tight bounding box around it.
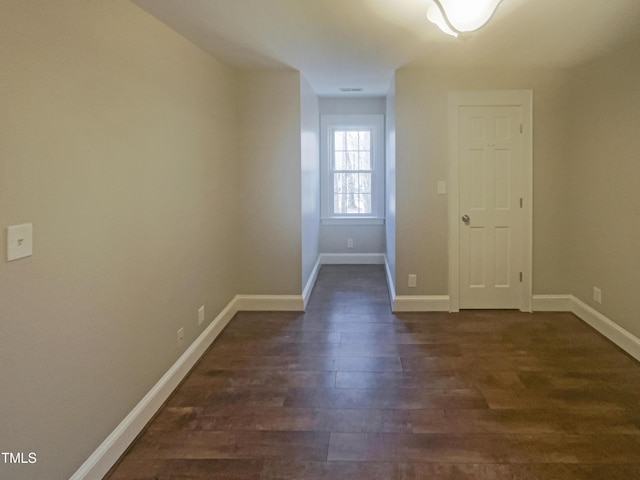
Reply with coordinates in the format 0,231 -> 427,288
520,198 -> 523,208
520,123 -> 523,134
519,272 -> 523,283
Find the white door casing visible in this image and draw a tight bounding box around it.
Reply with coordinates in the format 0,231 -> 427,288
448,91 -> 533,312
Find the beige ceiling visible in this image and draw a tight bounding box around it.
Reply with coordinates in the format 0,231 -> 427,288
132,0 -> 640,96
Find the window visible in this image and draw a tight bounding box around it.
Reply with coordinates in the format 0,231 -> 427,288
333,129 -> 372,215
321,115 -> 384,224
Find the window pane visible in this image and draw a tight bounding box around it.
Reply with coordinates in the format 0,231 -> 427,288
359,152 -> 371,170
333,193 -> 345,214
359,130 -> 371,150
344,152 -> 358,170
347,131 -> 359,151
358,173 -> 371,193
334,194 -> 346,214
359,194 -> 372,214
334,131 -> 345,150
347,193 -> 358,214
334,151 -> 346,170
345,173 -> 358,194
334,173 -> 345,193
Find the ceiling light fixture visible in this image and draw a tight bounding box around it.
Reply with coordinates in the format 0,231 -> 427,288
427,0 -> 503,38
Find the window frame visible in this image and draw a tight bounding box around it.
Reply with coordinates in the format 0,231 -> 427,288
320,114 -> 385,225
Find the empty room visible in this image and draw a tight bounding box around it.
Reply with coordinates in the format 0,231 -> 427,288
1,1 -> 640,479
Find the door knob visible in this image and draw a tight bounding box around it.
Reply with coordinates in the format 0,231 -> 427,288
461,215 -> 470,223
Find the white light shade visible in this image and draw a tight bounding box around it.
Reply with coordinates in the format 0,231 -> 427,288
426,3 -> 458,37
428,0 -> 503,35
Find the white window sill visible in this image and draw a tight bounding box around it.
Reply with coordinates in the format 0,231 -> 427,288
321,217 -> 385,226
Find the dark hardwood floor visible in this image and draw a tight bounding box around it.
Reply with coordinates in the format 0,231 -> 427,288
105,265 -> 640,479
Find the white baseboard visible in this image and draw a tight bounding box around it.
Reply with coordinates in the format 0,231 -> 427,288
69,296 -> 239,480
570,296 -> 640,362
531,294 -> 574,312
393,295 -> 451,312
383,256 -> 396,310
319,253 -> 385,264
302,257 -> 322,309
235,294 -> 304,311
70,292 -> 304,479
532,294 -> 640,363
381,256 -> 450,312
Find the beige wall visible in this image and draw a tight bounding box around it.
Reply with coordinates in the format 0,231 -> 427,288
567,37 -> 640,339
394,68 -> 572,296
236,70 -> 303,294
0,1 -> 240,478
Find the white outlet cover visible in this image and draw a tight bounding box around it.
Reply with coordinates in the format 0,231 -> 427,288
198,306 -> 205,325
7,223 -> 33,261
593,287 -> 602,304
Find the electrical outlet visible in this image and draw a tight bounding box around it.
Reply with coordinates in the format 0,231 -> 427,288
593,287 -> 602,304
408,274 -> 417,288
177,327 -> 184,345
347,238 -> 354,249
198,305 -> 205,326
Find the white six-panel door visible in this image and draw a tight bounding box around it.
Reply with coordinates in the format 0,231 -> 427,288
458,105 -> 523,309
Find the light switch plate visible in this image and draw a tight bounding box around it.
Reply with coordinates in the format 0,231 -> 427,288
7,223 -> 33,261
437,181 -> 447,194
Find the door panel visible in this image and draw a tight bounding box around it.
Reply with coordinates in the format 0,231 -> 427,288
459,106 -> 522,309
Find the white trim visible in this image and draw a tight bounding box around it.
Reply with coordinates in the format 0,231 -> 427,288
321,217 -> 384,226
531,294 -> 574,312
302,256 -> 322,309
531,294 -> 640,363
319,253 -> 386,264
447,90 -> 533,313
69,296 -> 239,480
393,295 -> 451,312
388,292 -> 640,361
384,255 -> 396,310
570,297 -> 640,363
235,295 -> 304,311
70,291 -> 305,479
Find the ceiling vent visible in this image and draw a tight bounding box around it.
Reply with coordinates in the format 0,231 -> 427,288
339,87 -> 364,92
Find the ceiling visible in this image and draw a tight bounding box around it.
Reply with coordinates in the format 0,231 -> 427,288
132,0 -> 640,96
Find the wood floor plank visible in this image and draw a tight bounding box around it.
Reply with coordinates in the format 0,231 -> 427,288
106,459 -> 264,480
327,432 -> 640,463
283,387 -> 488,409
127,430 -> 330,461
185,369 -> 337,389
156,406 -> 417,434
